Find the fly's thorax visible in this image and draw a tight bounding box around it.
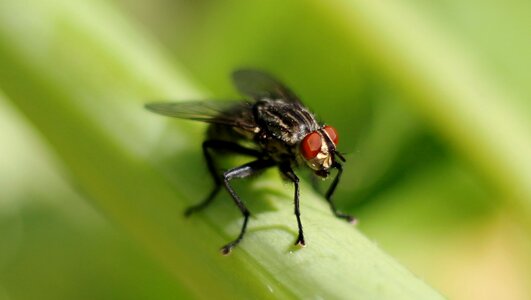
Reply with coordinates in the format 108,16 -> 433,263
253,129 -> 294,163
254,99 -> 320,146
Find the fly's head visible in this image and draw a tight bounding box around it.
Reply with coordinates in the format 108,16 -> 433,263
299,125 -> 345,177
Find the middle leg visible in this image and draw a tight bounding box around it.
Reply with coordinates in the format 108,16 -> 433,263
220,159 -> 276,255
280,163 -> 305,246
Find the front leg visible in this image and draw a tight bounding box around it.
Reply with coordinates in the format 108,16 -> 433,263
325,163 -> 356,224
280,164 -> 305,247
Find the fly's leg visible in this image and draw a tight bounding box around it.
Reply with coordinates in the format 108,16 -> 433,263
184,140 -> 261,216
220,159 -> 276,255
280,164 -> 305,246
325,163 -> 356,224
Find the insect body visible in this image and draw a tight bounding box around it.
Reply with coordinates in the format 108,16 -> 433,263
146,70 -> 354,254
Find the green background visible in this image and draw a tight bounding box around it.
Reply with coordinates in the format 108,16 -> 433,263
0,0 -> 530,299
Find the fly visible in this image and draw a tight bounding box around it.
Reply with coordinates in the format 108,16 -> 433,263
146,69 -> 354,255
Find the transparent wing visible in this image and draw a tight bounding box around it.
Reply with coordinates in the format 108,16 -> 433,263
232,69 -> 302,104
145,101 -> 257,130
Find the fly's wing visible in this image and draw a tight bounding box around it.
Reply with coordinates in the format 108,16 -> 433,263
232,69 -> 303,104
145,101 -> 257,131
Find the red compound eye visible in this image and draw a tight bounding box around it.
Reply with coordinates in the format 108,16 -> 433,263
301,131 -> 322,160
324,125 -> 338,145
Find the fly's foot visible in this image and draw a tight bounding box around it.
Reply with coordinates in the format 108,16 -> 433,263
335,212 -> 357,225
183,207 -> 195,217
294,234 -> 306,247
220,233 -> 246,256
184,205 -> 202,217
346,215 -> 358,225
220,242 -> 237,255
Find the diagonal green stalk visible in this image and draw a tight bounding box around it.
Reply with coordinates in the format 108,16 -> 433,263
0,0 -> 444,299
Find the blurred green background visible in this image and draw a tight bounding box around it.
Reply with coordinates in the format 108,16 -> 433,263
1,0 -> 531,299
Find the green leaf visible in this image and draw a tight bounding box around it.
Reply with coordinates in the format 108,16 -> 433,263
0,0 -> 443,299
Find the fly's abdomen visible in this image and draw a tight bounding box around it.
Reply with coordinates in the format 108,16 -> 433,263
206,123 -> 257,142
